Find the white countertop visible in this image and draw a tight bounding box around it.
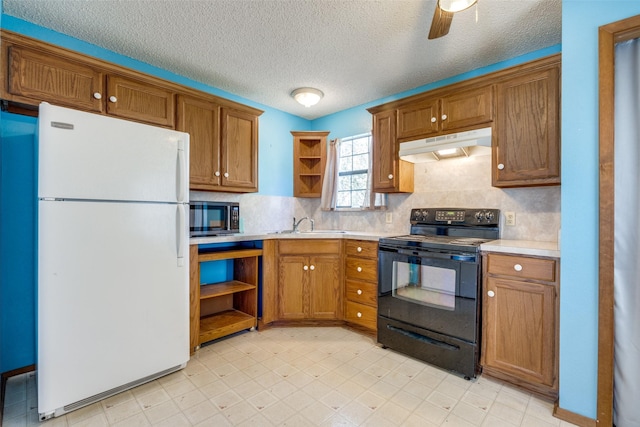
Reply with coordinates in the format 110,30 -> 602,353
190,231 -> 398,245
480,239 -> 560,258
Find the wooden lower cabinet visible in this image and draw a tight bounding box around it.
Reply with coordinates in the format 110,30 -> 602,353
481,252 -> 559,399
343,240 -> 378,332
274,239 -> 342,321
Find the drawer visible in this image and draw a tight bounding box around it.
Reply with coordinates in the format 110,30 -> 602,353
345,240 -> 378,259
486,253 -> 557,282
345,257 -> 377,282
278,239 -> 341,255
345,279 -> 377,307
345,300 -> 377,330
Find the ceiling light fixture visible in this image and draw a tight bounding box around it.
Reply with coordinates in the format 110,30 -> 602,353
438,0 -> 477,13
291,87 -> 324,108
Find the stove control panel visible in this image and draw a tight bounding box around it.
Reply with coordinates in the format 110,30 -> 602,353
410,208 -> 500,225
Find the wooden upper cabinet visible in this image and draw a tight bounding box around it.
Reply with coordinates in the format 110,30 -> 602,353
176,95 -> 221,189
493,58 -> 560,187
106,75 -> 175,128
397,98 -> 439,139
6,44 -> 104,113
396,85 -> 493,141
220,107 -> 259,192
371,109 -> 414,193
1,31 -> 176,127
441,85 -> 493,131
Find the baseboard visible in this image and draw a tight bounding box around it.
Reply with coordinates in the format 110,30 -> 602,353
1,365 -> 36,426
554,403 -> 598,427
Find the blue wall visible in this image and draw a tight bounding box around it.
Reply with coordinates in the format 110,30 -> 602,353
559,0 -> 640,419
0,112 -> 37,373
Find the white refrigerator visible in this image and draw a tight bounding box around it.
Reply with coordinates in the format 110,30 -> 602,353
37,103 -> 190,420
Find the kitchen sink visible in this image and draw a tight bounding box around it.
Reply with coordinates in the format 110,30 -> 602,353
268,229 -> 346,234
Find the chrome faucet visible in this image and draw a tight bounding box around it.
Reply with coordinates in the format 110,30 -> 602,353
292,216 -> 314,232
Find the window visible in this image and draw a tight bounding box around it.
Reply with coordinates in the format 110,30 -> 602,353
330,133 -> 386,210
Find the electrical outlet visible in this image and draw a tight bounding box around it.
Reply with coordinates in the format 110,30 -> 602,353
505,211 -> 516,226
385,212 -> 393,224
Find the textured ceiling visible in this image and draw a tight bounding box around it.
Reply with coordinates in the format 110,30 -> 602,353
2,0 -> 561,120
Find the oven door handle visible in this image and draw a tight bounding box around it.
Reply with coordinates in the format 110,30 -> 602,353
396,248 -> 476,262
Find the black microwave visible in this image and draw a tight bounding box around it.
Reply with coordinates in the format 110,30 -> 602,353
189,201 -> 240,237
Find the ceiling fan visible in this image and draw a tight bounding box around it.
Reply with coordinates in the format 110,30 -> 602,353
428,0 -> 478,39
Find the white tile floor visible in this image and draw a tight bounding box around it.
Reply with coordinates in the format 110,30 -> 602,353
2,327 -> 578,427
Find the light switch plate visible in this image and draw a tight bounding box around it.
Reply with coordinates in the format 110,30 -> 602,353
385,212 -> 393,224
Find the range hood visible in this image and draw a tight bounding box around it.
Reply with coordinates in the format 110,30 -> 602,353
399,127 -> 492,163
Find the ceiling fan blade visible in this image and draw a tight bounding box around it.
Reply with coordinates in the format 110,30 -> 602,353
428,3 -> 454,39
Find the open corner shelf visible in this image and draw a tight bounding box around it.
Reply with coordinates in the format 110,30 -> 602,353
291,131 -> 329,198
191,246 -> 262,352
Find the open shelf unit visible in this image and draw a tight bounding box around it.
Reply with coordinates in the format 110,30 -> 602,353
190,246 -> 262,352
291,131 -> 329,197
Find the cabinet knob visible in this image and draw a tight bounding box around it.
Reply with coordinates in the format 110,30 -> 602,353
310,265 -> 315,271
357,266 -> 362,272
109,96 -> 117,103
514,264 -> 523,272
224,172 -> 229,178
357,312 -> 362,318
93,92 -> 102,100
487,290 -> 495,297
441,114 -> 448,121
431,117 -> 437,123
357,246 -> 362,252
388,174 -> 393,180
357,289 -> 363,295
214,171 -> 221,177
303,265 -> 309,271
497,163 -> 505,170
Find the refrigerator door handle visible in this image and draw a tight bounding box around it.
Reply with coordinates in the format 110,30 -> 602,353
176,139 -> 186,203
176,205 -> 186,267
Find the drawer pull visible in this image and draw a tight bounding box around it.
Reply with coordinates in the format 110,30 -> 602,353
357,289 -> 363,295
514,264 -> 523,272
487,290 -> 495,297
357,246 -> 362,252
357,312 -> 362,318
357,266 -> 362,272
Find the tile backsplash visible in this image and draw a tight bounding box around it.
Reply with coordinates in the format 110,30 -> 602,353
190,153 -> 560,242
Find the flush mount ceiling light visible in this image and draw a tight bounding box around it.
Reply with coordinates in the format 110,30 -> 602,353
439,0 -> 477,13
291,87 -> 324,108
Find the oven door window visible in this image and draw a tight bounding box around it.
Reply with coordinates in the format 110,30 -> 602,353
392,258 -> 456,310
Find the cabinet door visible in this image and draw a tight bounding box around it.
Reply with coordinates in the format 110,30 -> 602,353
7,45 -> 104,112
493,65 -> 560,187
371,110 -> 396,192
397,98 -> 439,139
483,277 -> 557,387
176,95 -> 221,190
441,85 -> 493,131
106,75 -> 175,128
220,108 -> 259,192
309,255 -> 342,320
277,255 -> 308,320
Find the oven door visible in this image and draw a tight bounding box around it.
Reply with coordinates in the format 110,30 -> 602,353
377,246 -> 480,343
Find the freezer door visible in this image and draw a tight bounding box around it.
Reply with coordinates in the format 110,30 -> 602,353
38,103 -> 189,203
37,200 -> 189,416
